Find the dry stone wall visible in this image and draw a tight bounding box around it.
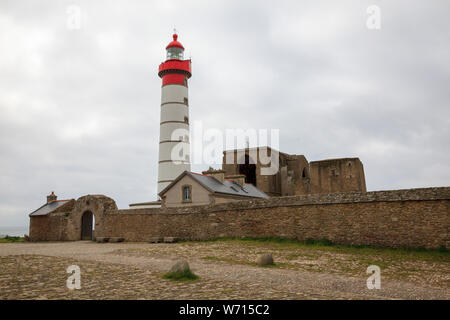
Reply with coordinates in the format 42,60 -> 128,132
30,187 -> 449,249
99,187 -> 449,249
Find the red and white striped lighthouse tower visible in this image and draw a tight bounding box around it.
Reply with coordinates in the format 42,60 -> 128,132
157,33 -> 192,194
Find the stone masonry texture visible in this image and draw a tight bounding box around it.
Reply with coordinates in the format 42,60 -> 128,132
29,187 -> 449,249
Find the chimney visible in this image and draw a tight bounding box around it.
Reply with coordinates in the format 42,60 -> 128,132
225,174 -> 246,187
47,191 -> 57,203
202,167 -> 225,183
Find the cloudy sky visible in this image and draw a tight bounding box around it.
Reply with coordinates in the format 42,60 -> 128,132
1,0 -> 449,228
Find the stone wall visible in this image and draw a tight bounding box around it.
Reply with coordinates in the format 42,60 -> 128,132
98,187 -> 449,249
309,158 -> 366,194
29,187 -> 449,249
29,200 -> 74,241
64,195 -> 117,240
29,213 -> 69,241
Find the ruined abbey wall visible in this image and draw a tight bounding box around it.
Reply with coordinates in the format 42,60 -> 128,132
221,149 -> 367,197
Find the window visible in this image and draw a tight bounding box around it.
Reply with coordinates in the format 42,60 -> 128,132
166,47 -> 184,60
330,168 -> 339,176
184,116 -> 189,124
182,185 -> 191,202
302,168 -> 307,178
184,97 -> 188,105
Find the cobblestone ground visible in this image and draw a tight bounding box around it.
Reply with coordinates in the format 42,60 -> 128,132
0,241 -> 448,300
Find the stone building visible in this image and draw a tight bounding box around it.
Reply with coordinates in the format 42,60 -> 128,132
29,192 -> 117,241
222,147 -> 366,197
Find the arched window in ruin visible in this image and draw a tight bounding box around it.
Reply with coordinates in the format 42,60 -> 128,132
302,168 -> 307,178
238,154 -> 257,186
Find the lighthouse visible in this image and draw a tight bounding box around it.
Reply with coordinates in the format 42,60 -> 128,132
157,33 -> 192,195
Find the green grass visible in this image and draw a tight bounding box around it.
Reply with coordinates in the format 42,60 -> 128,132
202,255 -> 287,269
186,237 -> 449,263
0,236 -> 24,243
220,289 -> 234,294
260,263 -> 284,268
203,255 -> 225,262
202,255 -> 253,266
162,269 -> 199,281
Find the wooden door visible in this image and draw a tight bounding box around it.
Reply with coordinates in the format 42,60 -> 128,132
81,211 -> 93,240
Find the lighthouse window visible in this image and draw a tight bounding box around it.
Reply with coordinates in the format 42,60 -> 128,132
167,47 -> 184,60
184,97 -> 188,105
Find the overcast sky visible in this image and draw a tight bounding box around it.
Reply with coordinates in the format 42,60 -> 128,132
1,0 -> 449,228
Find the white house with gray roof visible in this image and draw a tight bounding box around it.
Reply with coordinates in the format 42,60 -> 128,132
158,169 -> 269,208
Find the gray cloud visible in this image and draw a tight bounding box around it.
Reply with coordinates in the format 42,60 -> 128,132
1,0 -> 449,228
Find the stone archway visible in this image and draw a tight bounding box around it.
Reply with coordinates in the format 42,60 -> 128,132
81,211 -> 93,240
64,195 -> 117,241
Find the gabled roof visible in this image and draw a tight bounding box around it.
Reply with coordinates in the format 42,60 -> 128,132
159,171 -> 269,199
29,200 -> 72,217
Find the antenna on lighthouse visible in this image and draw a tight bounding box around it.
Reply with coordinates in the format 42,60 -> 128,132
173,27 -> 177,34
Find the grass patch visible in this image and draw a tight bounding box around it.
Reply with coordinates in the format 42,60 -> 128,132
202,255 -> 223,262
162,269 -> 199,282
285,253 -> 300,260
237,236 -> 445,252
187,237 -> 449,265
259,263 -> 286,268
0,236 -> 24,243
202,255 -> 253,266
220,289 -> 234,294
202,255 -> 287,269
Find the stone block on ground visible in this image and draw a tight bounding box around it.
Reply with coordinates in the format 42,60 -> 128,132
96,237 -> 109,243
257,253 -> 274,266
148,237 -> 163,243
163,237 -> 178,243
169,259 -> 190,273
109,237 -> 125,243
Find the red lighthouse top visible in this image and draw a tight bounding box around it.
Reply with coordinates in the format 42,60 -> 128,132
158,33 -> 191,85
166,33 -> 184,50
